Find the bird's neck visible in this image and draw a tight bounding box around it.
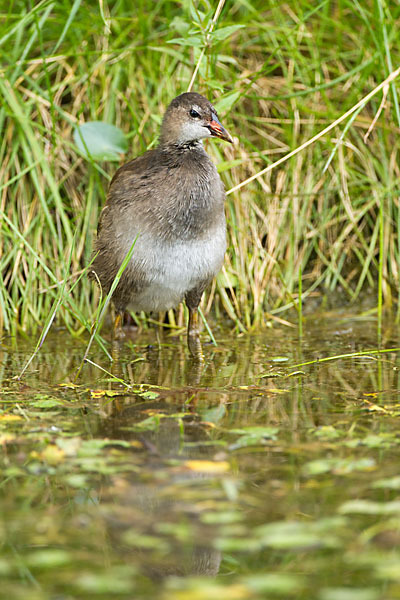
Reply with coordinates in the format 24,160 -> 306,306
151,143 -> 223,242
160,139 -> 204,152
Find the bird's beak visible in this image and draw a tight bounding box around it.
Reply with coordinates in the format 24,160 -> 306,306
208,113 -> 233,143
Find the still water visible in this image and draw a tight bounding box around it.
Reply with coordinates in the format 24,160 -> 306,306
1,312 -> 400,600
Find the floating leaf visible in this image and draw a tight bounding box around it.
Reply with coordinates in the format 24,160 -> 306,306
303,457 -> 375,476
139,390 -> 159,400
201,511 -> 242,525
74,121 -> 128,161
0,559 -> 12,576
122,415 -> 160,432
215,537 -> 262,553
373,475 -> 400,489
31,396 -> 64,408
59,382 -> 81,389
40,444 -> 66,465
361,434 -> 397,448
78,439 -> 131,456
200,404 -> 226,424
121,530 -> 170,551
0,433 -> 16,444
90,389 -> 125,398
0,414 -> 23,423
256,520 -> 340,550
63,474 -> 88,488
56,437 -> 81,456
229,426 -> 279,449
312,426 -> 342,440
339,500 -> 400,515
183,460 -> 230,473
75,567 -> 136,594
240,573 -> 304,595
165,579 -> 251,600
375,560 -> 400,581
26,549 -> 72,569
319,588 -> 380,600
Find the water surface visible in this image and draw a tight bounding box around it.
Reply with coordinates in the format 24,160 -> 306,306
1,313 -> 400,600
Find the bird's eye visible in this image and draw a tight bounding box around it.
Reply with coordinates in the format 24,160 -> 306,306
189,108 -> 201,119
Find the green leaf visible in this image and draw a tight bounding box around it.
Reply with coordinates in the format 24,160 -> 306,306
214,91 -> 241,115
217,158 -> 243,173
73,121 -> 128,161
211,24 -> 245,41
166,36 -> 203,47
170,16 -> 190,35
53,0 -> 82,52
217,270 -> 238,289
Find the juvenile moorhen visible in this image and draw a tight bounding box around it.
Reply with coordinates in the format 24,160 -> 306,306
91,92 -> 233,357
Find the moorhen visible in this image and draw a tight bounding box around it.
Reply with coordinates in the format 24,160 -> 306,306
91,92 -> 233,357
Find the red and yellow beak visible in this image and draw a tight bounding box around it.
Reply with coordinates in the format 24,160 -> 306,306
208,113 -> 233,143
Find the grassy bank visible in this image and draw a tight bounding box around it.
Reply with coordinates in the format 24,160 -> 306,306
1,0 -> 400,337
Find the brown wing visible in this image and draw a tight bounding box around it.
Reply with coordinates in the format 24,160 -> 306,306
96,149 -> 159,235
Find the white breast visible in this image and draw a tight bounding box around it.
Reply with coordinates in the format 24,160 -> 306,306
125,224 -> 226,312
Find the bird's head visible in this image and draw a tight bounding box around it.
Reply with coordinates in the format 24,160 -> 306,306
160,92 -> 233,147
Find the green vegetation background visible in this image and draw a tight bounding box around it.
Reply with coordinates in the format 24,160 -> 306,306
1,0 -> 400,336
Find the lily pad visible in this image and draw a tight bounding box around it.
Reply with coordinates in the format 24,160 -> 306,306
74,121 -> 128,160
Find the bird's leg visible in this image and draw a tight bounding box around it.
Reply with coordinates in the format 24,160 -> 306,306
186,285 -> 209,360
187,306 -> 203,360
188,306 -> 199,337
105,308 -> 125,408
113,310 -> 125,341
